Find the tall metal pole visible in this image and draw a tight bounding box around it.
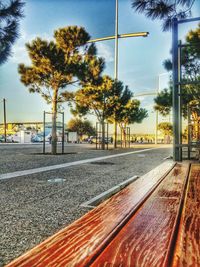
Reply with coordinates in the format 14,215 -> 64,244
172,17 -> 180,161
62,112 -> 64,154
114,0 -> 118,80
3,98 -> 7,143
187,105 -> 191,160
155,77 -> 159,145
155,111 -> 158,144
113,0 -> 119,148
156,73 -> 169,145
178,40 -> 182,161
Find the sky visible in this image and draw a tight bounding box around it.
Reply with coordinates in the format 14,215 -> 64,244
0,0 -> 200,133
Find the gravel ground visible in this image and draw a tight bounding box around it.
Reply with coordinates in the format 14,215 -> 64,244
0,143 -> 151,174
0,144 -> 172,266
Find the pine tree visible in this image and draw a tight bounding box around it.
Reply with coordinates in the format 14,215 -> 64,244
73,78 -> 147,149
72,75 -> 113,149
67,118 -> 96,142
131,0 -> 196,31
104,80 -> 148,147
154,24 -> 200,118
0,0 -> 24,64
18,26 -> 104,154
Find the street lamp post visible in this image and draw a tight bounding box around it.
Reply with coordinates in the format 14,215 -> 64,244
87,0 -> 149,149
155,73 -> 169,145
113,0 -> 119,149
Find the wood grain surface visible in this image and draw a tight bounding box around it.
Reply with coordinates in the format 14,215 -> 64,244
172,163 -> 200,267
6,162 -> 174,267
91,163 -> 189,267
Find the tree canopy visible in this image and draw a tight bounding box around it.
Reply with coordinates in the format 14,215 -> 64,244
115,98 -> 148,128
154,24 -> 200,118
73,78 -> 147,126
72,77 -> 148,148
18,26 -> 104,154
67,118 -> 96,140
131,0 -> 196,31
72,75 -> 114,123
158,122 -> 173,136
0,0 -> 24,64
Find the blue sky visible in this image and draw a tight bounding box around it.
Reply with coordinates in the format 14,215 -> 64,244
0,0 -> 199,133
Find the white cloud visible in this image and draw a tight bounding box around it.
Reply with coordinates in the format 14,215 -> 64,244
10,31 -> 114,65
10,30 -> 53,64
96,43 -> 114,62
135,96 -> 146,101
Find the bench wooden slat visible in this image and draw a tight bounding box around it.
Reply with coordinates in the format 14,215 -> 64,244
91,163 -> 189,267
172,163 -> 200,267
6,161 -> 174,267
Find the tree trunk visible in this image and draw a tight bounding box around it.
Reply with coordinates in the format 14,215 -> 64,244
51,90 -> 58,154
113,119 -> 117,149
79,134 -> 83,143
122,126 -> 126,148
101,120 -> 105,150
124,127 -> 126,148
119,125 -> 126,148
191,111 -> 200,141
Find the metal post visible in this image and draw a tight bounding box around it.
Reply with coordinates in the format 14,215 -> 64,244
172,17 -> 180,161
187,105 -> 191,160
128,127 -> 131,148
113,0 -> 118,149
125,127 -> 127,148
155,111 -> 158,144
96,122 -> 98,150
43,111 -> 45,154
62,112 -> 64,154
3,98 -> 7,143
178,41 -> 182,161
155,77 -> 159,145
107,123 -> 109,150
114,0 -> 118,80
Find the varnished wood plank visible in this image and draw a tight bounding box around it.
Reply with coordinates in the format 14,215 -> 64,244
91,163 -> 189,267
172,163 -> 200,267
6,161 -> 174,267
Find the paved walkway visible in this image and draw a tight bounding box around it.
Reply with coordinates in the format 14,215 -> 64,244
0,147 -> 159,180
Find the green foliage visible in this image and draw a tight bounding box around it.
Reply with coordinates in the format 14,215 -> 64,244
131,0 -> 196,31
73,75 -> 114,123
0,0 -> 25,64
158,122 -> 173,136
73,77 -> 148,127
115,98 -> 148,127
18,26 -> 104,106
154,24 -> 200,118
154,88 -> 172,116
18,25 -> 104,153
163,24 -> 200,80
67,118 -> 96,137
108,80 -> 148,127
182,24 -> 200,81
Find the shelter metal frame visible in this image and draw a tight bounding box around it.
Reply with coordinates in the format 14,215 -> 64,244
172,16 -> 200,161
187,102 -> 200,160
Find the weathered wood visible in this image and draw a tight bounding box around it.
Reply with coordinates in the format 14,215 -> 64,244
91,163 -> 189,267
172,163 -> 200,267
6,161 -> 174,267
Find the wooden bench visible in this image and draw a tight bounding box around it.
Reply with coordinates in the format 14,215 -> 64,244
6,162 -> 200,267
172,164 -> 200,267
